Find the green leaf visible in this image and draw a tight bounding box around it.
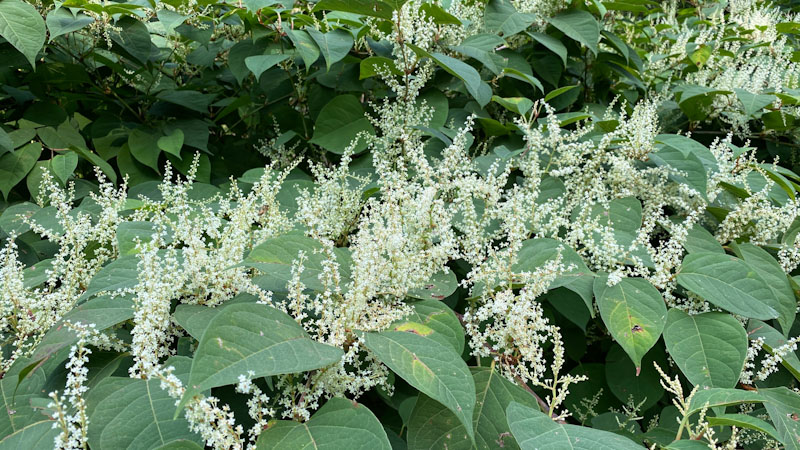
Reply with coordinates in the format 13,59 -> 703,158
286,29 -> 320,69
245,53 -> 290,81
0,420 -> 59,449
116,221 -> 169,255
409,45 -> 491,107
46,7 -> 94,41
310,95 -> 375,154
157,129 -> 184,159
760,387 -> 800,449
484,0 -> 535,36
706,414 -> 781,442
128,129 -> 162,173
662,309 -> 747,388
506,402 -> 644,449
111,16 -> 152,64
677,252 -> 779,320
244,234 -> 353,293
0,358 -> 48,437
307,28 -> 353,70
733,243 -> 795,334
547,10 -> 600,55
594,275 -> 666,370
544,85 -> 578,102
359,56 -> 403,79
156,8 -> 188,32
407,269 -> 458,301
528,31 -> 568,66
0,0 -> 46,68
0,142 -> 42,200
361,330 -> 476,438
86,357 -> 204,449
70,146 -> 117,183
157,90 -> 215,114
51,150 -> 78,184
390,300 -> 464,354
313,0 -> 395,19
180,303 -> 343,408
649,146 -> 708,199
407,367 -> 540,450
84,254 -> 140,299
492,96 -> 534,116
734,88 -> 775,117
31,295 -> 134,363
256,398 -> 391,449
0,128 -> 12,155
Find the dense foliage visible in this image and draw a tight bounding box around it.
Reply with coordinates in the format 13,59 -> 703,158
4,0 -> 800,448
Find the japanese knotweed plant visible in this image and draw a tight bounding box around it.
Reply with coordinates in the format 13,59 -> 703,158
3,1 -> 800,450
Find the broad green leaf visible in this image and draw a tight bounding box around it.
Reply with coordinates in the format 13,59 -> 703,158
410,46 -> 491,107
359,56 -> 403,79
594,275 -> 666,370
760,387 -> 800,449
407,367 -> 540,450
544,85 -> 578,102
71,146 -> 117,183
547,10 -> 600,55
111,16 -> 152,64
707,414 -> 781,442
484,0 -> 535,36
157,129 -> 184,159
128,129 -> 162,173
528,32 -> 568,66
31,295 -> 134,363
0,420 -> 59,449
286,29 -> 320,69
0,0 -> 45,68
605,344 -> 665,411
157,90 -> 215,114
245,54 -> 290,81
674,85 -> 732,122
0,128 -> 11,155
663,309 -> 747,388
654,134 -> 718,172
0,357 -> 49,437
506,402 -> 644,449
86,357 -> 204,450
313,0 -> 395,19
677,252 -> 779,320
683,225 -> 724,254
307,28 -> 353,70
116,221 -> 171,254
244,234 -> 353,293
51,150 -> 78,184
492,96 -> 534,115
734,88 -> 775,117
46,7 -> 94,41
649,146 -> 707,199
256,398 -> 391,449
407,269 -> 458,301
733,243 -> 795,334
0,201 -> 38,235
156,8 -> 188,32
310,95 -> 374,154
181,303 -> 343,408
391,300 -> 464,354
0,142 -> 42,200
84,254 -> 140,298
362,330 -> 476,438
